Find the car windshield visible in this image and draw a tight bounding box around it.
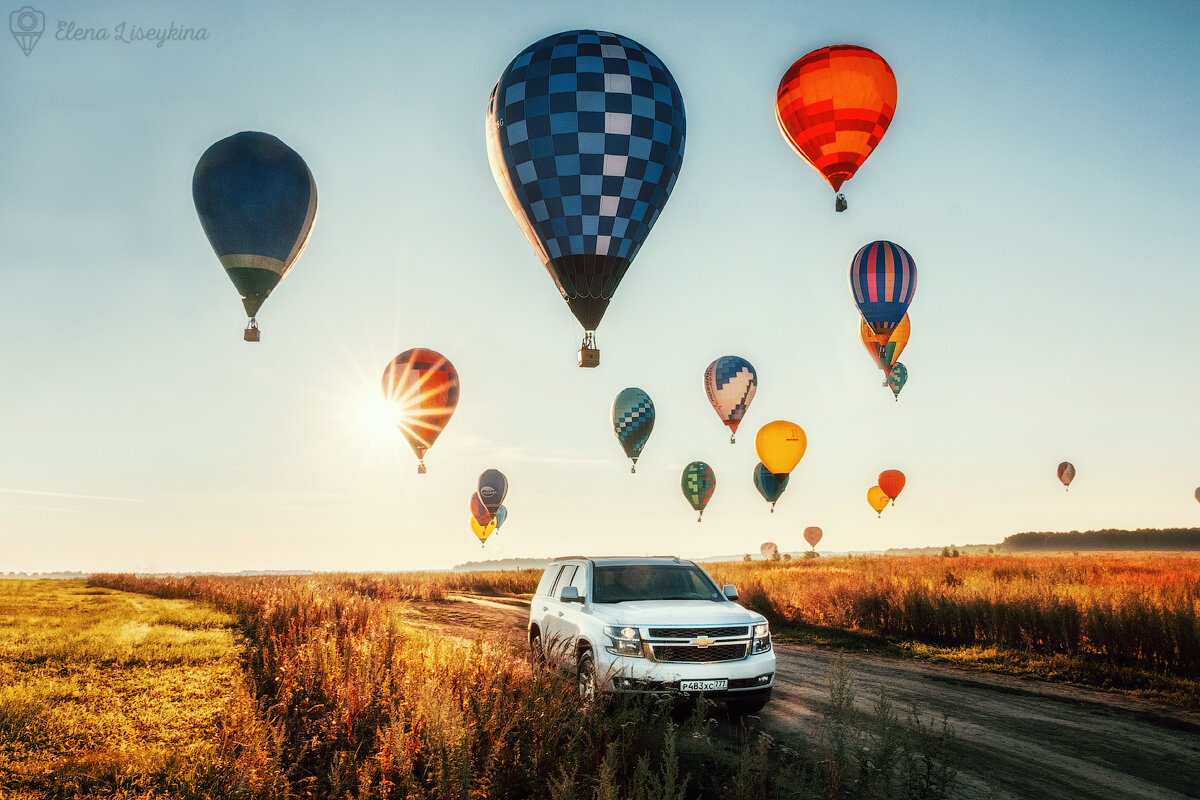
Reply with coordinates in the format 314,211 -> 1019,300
592,564 -> 725,603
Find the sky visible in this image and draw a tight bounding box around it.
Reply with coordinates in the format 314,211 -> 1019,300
1,0 -> 1198,573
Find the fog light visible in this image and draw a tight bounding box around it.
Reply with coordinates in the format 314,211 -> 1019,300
757,674 -> 771,684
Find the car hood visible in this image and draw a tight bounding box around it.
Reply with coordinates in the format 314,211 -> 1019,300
589,600 -> 762,627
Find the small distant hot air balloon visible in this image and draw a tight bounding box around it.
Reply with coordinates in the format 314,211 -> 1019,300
704,356 -> 757,443
888,363 -> 908,400
878,470 -> 906,505
494,505 -> 508,532
776,45 -> 897,212
470,516 -> 497,547
755,421 -> 807,476
803,526 -> 823,549
861,314 -> 909,381
1194,487 -> 1200,504
752,462 -> 790,513
681,461 -> 716,522
487,30 -> 686,366
612,388 -> 655,473
1058,462 -> 1075,491
760,541 -> 778,560
381,349 -> 460,474
477,469 -> 508,514
192,131 -> 317,341
867,486 -> 888,517
851,241 -> 916,343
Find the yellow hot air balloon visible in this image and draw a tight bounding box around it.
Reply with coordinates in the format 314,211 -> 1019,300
755,421 -> 807,475
867,486 -> 888,517
470,517 -> 496,547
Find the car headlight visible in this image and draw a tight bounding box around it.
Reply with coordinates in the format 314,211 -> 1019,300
752,621 -> 771,653
603,624 -> 643,657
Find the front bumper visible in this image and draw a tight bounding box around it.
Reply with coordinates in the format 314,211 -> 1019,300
596,650 -> 776,696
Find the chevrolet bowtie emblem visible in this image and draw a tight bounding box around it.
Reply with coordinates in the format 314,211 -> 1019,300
691,636 -> 715,648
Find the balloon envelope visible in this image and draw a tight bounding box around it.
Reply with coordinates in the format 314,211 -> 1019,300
775,45 -> 897,193
752,462 -> 790,510
381,349 -> 460,471
470,516 -> 497,545
760,542 -> 778,559
867,486 -> 889,515
495,505 -> 508,530
704,356 -> 757,439
1194,488 -> 1200,504
470,492 -> 495,527
486,30 -> 686,334
755,421 -> 807,475
878,470 -> 906,502
681,461 -> 716,520
861,315 -> 909,375
803,526 -> 823,548
850,241 -> 916,340
888,363 -> 908,398
192,131 -> 317,321
1058,462 -> 1075,489
477,469 -> 508,513
612,388 -> 655,468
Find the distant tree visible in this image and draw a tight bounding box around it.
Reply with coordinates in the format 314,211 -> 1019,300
743,554 -> 752,562
941,547 -> 951,558
782,552 -> 792,561
771,550 -> 782,561
951,547 -> 960,558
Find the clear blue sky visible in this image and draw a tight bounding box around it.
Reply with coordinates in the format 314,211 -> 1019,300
1,0 -> 1197,572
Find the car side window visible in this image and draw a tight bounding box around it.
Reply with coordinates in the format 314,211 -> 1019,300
550,565 -> 576,597
535,567 -> 558,598
566,564 -> 588,597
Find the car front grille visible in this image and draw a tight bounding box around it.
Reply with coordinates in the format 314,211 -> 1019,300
651,643 -> 747,663
647,626 -> 749,638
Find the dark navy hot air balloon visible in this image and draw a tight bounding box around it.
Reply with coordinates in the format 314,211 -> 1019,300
849,240 -> 916,344
752,462 -> 789,513
486,30 -> 686,367
192,132 -> 317,341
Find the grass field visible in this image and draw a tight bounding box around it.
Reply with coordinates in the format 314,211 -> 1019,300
0,580 -> 282,799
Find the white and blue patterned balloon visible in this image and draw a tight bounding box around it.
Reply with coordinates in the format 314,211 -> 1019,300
611,387 -> 655,472
704,356 -> 757,443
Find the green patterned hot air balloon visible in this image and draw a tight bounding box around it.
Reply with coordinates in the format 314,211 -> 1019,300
681,461 -> 716,522
888,362 -> 907,401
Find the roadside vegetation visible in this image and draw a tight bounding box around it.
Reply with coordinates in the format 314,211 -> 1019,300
89,572 -> 958,799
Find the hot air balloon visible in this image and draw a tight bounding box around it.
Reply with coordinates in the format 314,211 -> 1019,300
704,356 -> 757,443
867,486 -> 888,517
755,421 -> 807,476
192,131 -> 317,341
775,45 -> 897,212
486,30 -> 686,367
1058,462 -> 1075,491
470,516 -> 497,547
1194,488 -> 1200,504
477,469 -> 508,513
381,349 -> 460,474
681,461 -> 715,522
860,314 -> 909,380
612,388 -> 655,472
803,526 -> 823,549
850,241 -> 916,342
760,541 -> 778,560
888,363 -> 908,400
494,505 -> 508,532
470,492 -> 495,527
878,470 -> 906,505
753,462 -> 790,512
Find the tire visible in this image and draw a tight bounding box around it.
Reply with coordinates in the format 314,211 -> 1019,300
529,629 -> 545,669
724,689 -> 771,716
577,649 -> 598,700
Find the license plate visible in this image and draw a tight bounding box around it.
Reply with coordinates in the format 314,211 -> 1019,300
679,679 -> 727,692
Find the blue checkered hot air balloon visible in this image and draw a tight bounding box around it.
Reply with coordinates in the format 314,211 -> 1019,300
193,132 -> 317,341
704,356 -> 757,443
486,30 -> 686,366
681,461 -> 716,522
612,387 -> 655,472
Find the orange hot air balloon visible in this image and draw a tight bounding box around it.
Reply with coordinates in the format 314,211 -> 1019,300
878,470 -> 906,505
803,526 -> 823,549
867,486 -> 888,517
1057,462 -> 1075,491
381,348 -> 460,474
860,314 -> 909,378
776,45 -> 897,212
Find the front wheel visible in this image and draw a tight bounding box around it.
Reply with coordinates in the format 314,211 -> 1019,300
530,630 -> 545,670
577,649 -> 597,700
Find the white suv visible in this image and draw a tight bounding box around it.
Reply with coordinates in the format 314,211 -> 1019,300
528,556 -> 775,714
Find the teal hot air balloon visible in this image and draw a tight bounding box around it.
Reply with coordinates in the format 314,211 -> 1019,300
888,362 -> 908,401
193,131 -> 317,341
612,388 -> 655,473
494,505 -> 507,533
752,462 -> 790,512
681,461 -> 716,522
486,30 -> 686,366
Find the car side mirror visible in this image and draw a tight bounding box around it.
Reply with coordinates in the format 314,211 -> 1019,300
722,584 -> 738,600
560,586 -> 583,603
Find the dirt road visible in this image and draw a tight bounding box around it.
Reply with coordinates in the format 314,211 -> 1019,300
417,595 -> 1200,800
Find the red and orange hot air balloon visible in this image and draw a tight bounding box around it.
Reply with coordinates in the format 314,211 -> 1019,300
381,348 -> 460,474
878,470 -> 906,505
776,45 -> 897,212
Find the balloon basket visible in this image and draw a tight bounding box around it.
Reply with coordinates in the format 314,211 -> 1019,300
578,331 -> 599,368
835,193 -> 848,212
730,434 -> 736,444
244,319 -> 260,342
417,462 -> 427,475
630,464 -> 636,474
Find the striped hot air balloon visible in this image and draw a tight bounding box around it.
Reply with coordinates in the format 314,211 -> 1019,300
776,45 -> 897,211
850,240 -> 916,341
381,349 -> 460,474
1058,462 -> 1075,491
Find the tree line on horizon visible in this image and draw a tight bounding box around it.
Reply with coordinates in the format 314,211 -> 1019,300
1000,528 -> 1200,552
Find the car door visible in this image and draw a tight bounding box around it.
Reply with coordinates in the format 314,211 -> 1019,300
556,563 -> 589,653
541,564 -> 576,667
